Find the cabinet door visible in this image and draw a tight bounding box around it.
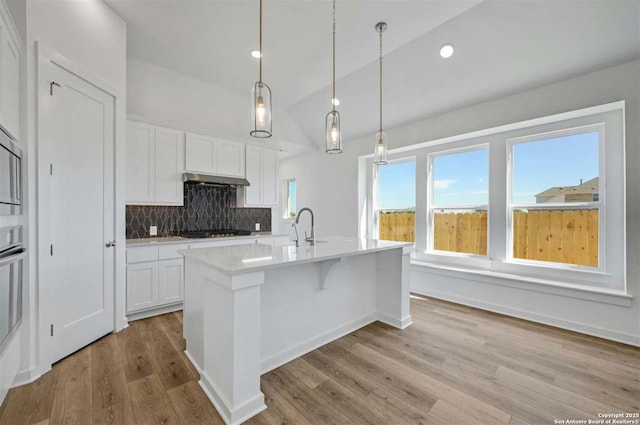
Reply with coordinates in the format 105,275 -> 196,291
158,259 -> 183,306
127,262 -> 158,313
126,122 -> 155,203
262,149 -> 278,205
155,126 -> 184,205
1,25 -> 19,139
185,133 -> 216,174
216,139 -> 245,177
245,145 -> 262,205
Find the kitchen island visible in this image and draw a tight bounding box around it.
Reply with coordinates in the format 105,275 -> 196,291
179,237 -> 412,425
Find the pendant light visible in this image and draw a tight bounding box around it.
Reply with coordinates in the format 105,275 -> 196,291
373,22 -> 388,165
250,0 -> 272,138
325,0 -> 342,154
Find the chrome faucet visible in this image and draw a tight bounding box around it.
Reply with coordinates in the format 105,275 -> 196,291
294,207 -> 315,246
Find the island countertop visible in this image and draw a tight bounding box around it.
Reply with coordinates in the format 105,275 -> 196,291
178,237 -> 412,275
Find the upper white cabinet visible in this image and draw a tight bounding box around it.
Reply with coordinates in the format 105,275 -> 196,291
185,132 -> 245,178
126,120 -> 184,205
0,7 -> 21,140
244,146 -> 278,207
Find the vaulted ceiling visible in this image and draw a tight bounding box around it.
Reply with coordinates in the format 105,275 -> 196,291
107,0 -> 639,151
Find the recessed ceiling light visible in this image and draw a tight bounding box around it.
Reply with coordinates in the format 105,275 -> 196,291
440,44 -> 454,58
331,98 -> 340,106
250,50 -> 261,59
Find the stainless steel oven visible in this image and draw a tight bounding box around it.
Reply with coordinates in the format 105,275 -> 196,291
0,129 -> 22,215
0,226 -> 24,355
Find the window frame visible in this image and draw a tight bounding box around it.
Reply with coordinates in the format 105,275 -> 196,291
282,178 -> 296,220
506,123 -> 605,272
372,156 -> 416,241
426,144 -> 490,258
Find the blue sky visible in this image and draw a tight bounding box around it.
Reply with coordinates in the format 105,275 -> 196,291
377,131 -> 599,209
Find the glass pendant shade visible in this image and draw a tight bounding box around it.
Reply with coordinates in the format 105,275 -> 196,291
373,131 -> 388,165
251,81 -> 272,138
325,110 -> 342,153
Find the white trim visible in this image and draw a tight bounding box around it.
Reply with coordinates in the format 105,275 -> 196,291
126,303 -> 182,322
361,101 -> 626,159
410,261 -> 631,306
198,371 -> 266,425
410,288 -> 638,347
127,113 -> 279,153
0,0 -> 23,47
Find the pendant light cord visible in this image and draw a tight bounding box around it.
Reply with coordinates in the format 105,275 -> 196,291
379,25 -> 383,133
332,0 -> 336,112
259,0 -> 263,82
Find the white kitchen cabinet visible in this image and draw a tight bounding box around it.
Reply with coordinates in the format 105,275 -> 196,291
126,121 -> 184,205
185,132 -> 245,177
126,261 -> 158,313
158,259 -> 184,305
244,146 -> 278,207
0,8 -> 21,140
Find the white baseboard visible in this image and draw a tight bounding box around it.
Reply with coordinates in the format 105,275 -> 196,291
126,303 -> 182,322
199,371 -> 266,425
413,288 -> 640,347
378,313 -> 413,329
260,313 -> 378,374
12,363 -> 51,388
184,349 -> 202,376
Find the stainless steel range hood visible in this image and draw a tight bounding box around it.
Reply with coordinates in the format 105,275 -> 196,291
183,173 -> 250,187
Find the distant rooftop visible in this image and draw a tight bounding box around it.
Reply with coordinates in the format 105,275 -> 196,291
535,177 -> 599,198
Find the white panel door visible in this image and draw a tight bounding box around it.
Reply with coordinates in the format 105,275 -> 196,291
126,121 -> 155,203
127,262 -> 158,313
262,149 -> 278,206
158,259 -> 183,306
216,139 -> 245,177
185,133 -> 216,173
39,59 -> 115,365
155,126 -> 184,204
1,25 -> 19,139
245,145 -> 262,205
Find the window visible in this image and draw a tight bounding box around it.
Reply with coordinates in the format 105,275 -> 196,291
284,179 -> 296,218
362,102 -> 626,292
429,147 -> 489,255
509,127 -> 601,268
375,159 -> 416,242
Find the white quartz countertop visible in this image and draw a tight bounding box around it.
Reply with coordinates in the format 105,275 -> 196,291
126,232 -> 285,247
179,237 -> 412,275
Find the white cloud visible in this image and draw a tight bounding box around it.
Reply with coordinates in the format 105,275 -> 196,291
434,179 -> 457,189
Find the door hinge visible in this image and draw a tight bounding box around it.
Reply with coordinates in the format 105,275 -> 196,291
50,324 -> 54,336
50,244 -> 53,256
50,163 -> 53,176
50,81 -> 60,96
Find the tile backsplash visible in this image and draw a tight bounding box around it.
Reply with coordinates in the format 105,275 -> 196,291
126,184 -> 271,239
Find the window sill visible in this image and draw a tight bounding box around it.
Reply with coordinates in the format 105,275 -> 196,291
410,259 -> 632,307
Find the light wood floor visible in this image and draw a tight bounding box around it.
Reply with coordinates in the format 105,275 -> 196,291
1,295 -> 638,425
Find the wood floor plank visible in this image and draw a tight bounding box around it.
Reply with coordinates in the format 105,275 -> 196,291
2,298 -> 638,425
138,317 -> 192,391
0,367 -> 59,425
128,374 -> 183,425
116,321 -> 154,383
91,333 -> 132,424
166,381 -> 225,425
49,346 -> 93,425
280,357 -> 329,389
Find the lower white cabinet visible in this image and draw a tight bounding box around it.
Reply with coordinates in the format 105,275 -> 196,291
126,261 -> 158,313
158,259 -> 184,305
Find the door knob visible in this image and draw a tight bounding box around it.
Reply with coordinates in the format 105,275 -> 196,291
105,240 -> 116,248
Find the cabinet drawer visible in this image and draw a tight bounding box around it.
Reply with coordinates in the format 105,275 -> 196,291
159,244 -> 189,260
127,246 -> 159,264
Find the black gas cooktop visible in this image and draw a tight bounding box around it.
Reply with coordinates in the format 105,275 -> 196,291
178,229 -> 252,239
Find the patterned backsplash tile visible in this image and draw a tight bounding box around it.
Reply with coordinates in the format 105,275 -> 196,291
126,184 -> 271,239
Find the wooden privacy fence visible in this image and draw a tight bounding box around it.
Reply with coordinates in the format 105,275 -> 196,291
378,209 -> 598,267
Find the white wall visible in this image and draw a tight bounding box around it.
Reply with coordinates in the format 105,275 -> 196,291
280,60 -> 640,345
127,57 -> 313,152
7,0 -> 127,397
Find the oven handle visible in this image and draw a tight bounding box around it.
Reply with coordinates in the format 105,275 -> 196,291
0,246 -> 26,266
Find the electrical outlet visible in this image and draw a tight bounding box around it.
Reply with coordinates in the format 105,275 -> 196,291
255,223 -> 261,231
150,226 -> 158,236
